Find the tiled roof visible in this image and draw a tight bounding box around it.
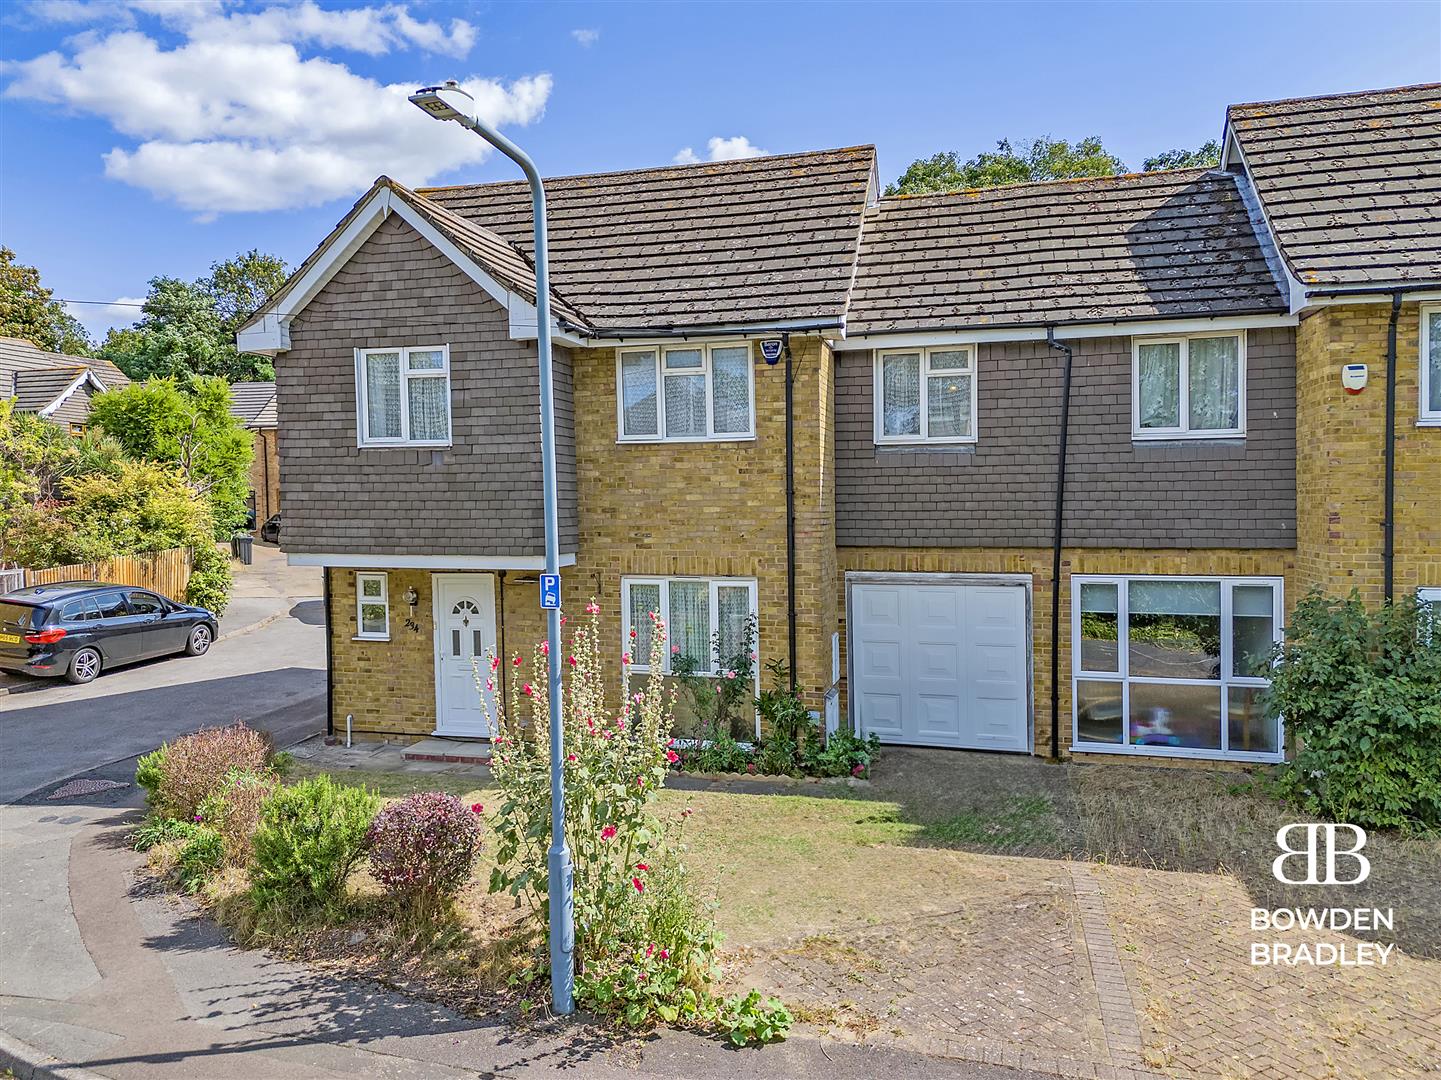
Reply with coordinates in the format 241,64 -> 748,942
419,146 -> 876,330
847,169 -> 1286,335
229,381 -> 278,427
0,337 -> 129,392
1228,83 -> 1441,289
11,368 -> 87,412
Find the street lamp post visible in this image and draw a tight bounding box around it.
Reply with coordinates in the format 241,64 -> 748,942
408,82 -> 574,1016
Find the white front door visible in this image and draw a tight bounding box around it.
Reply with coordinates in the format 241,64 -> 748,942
851,579 -> 1029,752
433,574 -> 498,737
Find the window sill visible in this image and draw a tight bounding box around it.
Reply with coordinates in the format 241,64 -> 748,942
353,634 -> 390,643
1070,741 -> 1283,764
617,435 -> 756,445
357,442 -> 453,451
1417,417 -> 1441,427
1131,431 -> 1245,443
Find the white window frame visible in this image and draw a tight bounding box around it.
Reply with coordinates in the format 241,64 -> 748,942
614,341 -> 756,443
620,576 -> 758,676
1420,304 -> 1441,426
1131,331 -> 1246,440
873,346 -> 979,445
355,572 -> 390,640
1071,574 -> 1284,763
355,344 -> 452,448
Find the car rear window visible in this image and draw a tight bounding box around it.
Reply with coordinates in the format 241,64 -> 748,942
60,597 -> 103,622
0,602 -> 45,630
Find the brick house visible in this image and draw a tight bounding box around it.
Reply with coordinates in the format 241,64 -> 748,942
227,381 -> 281,529
0,336 -> 129,431
239,82 -> 1440,764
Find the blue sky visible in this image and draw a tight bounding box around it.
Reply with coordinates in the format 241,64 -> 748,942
2,0 -> 1438,341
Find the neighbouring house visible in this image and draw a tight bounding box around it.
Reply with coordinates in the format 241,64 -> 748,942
227,381 -> 280,528
0,336 -> 129,431
239,82 -> 1440,764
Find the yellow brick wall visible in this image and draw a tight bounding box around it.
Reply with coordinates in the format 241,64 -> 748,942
1295,303 -> 1441,601
565,338 -> 840,716
837,546 -> 1296,757
247,429 -> 280,526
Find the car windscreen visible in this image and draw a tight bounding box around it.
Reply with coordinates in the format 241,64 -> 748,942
0,602 -> 45,631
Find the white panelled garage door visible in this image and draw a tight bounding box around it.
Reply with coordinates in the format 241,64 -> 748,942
850,577 -> 1030,751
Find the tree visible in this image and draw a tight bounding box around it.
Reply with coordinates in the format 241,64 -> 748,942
0,247 -> 94,356
89,377 -> 253,537
100,249 -> 287,383
887,136 -> 1126,195
1143,140 -> 1221,172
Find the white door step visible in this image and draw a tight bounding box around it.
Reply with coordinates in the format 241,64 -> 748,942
402,737 -> 492,765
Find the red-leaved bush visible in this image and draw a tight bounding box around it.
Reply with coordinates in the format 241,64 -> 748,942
365,792 -> 483,914
156,724 -> 271,821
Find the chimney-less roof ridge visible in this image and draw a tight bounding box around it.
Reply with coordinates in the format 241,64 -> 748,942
1228,81 -> 1441,115
881,166 -> 1226,204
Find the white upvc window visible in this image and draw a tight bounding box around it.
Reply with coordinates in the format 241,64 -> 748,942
355,572 -> 390,640
355,345 -> 451,447
1420,304 -> 1441,425
1132,332 -> 1246,439
874,346 -> 977,444
616,342 -> 755,442
620,576 -> 758,675
1072,575 -> 1284,762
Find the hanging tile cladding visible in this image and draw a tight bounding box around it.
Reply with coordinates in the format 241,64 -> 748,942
833,329 -> 1297,548
275,214 -> 577,557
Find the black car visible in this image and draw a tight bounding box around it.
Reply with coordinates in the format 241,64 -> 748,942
0,581 -> 218,685
259,513 -> 281,544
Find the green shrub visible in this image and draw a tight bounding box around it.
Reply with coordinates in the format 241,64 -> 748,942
152,723 -> 270,821
753,661 -> 812,775
802,725 -> 881,779
135,744 -> 170,809
251,775 -> 378,907
186,542 -> 233,615
133,815 -> 196,852
197,768 -> 278,866
715,990 -> 793,1046
1268,593 -> 1441,831
176,825 -> 225,892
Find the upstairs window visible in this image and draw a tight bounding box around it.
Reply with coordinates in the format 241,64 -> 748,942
1422,304 -> 1441,425
617,343 -> 754,441
1133,333 -> 1245,439
874,347 -> 977,444
356,345 -> 451,446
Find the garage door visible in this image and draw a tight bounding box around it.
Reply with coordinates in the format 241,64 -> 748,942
850,579 -> 1029,751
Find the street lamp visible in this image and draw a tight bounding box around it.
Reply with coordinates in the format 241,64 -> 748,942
408,81 -> 575,1016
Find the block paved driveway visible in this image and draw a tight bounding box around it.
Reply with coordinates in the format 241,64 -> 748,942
729,849 -> 1441,1079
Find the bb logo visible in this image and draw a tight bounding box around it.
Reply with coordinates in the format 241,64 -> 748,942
1272,824 -> 1371,885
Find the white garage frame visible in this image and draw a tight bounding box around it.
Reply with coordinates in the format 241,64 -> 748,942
843,571 -> 1034,752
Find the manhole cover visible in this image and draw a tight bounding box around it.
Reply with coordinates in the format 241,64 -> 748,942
48,778 -> 129,799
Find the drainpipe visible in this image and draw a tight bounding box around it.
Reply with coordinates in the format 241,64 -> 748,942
1046,328 -> 1075,761
323,569 -> 334,739
1383,292 -> 1402,603
497,569 -> 508,702
783,333 -> 798,693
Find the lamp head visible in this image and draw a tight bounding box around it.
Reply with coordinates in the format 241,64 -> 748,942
408,80 -> 473,123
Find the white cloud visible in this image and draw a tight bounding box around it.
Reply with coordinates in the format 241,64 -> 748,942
2,4 -> 551,215
571,28 -> 599,47
65,296 -> 145,338
673,135 -> 767,165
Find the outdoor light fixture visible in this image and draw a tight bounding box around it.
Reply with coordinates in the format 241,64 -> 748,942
404,586 -> 419,612
408,79 -> 576,1017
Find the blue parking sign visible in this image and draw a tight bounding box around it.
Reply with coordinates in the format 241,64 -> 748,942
539,573 -> 561,610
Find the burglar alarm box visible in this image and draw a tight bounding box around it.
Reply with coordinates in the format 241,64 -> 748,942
1341,364 -> 1368,393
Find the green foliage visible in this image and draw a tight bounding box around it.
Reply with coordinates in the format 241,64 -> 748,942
1268,593 -> 1441,831
135,744 -> 170,809
1143,141 -> 1222,172
801,725 -> 881,779
176,826 -> 225,892
672,614 -> 757,741
132,814 -> 194,852
0,246 -> 93,356
887,136 -> 1126,195
90,377 -> 252,536
251,775 -> 379,907
198,768 -> 279,866
151,723 -> 271,821
678,728 -> 751,774
714,990 -> 793,1046
187,541 -> 233,614
99,250 -> 286,383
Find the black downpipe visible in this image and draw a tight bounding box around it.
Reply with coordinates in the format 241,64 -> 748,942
1046,328 -> 1075,761
783,333 -> 798,693
498,569 -> 508,702
1383,292 -> 1402,603
323,568 -> 334,738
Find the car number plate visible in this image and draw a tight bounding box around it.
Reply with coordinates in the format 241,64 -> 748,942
0,633 -> 20,644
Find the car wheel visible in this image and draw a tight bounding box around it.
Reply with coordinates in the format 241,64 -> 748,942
66,647 -> 102,685
185,624 -> 213,656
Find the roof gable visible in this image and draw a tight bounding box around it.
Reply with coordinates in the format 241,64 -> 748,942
1226,82 -> 1441,293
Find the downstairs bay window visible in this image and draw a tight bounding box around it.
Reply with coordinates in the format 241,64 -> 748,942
1072,575 -> 1283,761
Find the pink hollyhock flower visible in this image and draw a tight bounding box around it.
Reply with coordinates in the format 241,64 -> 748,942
632,692 -> 644,703
585,601 -> 600,615
632,877 -> 644,893
490,656 -> 501,672
621,652 -> 631,665
645,944 -> 654,958
745,763 -> 757,774
601,825 -> 617,840
659,949 -> 670,960
567,753 -> 577,763
560,616 -> 567,626
629,628 -> 637,639
749,651 -> 757,661
636,776 -> 645,789
681,807 -> 693,818
522,683 -> 534,697
635,862 -> 649,872
513,655 -> 522,667
666,749 -> 680,764
471,803 -> 484,814
567,655 -> 578,667
485,678 -> 495,691
714,685 -> 722,695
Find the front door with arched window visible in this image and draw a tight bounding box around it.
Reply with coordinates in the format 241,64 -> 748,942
432,574 -> 497,737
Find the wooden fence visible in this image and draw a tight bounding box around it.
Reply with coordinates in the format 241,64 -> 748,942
15,546 -> 193,599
